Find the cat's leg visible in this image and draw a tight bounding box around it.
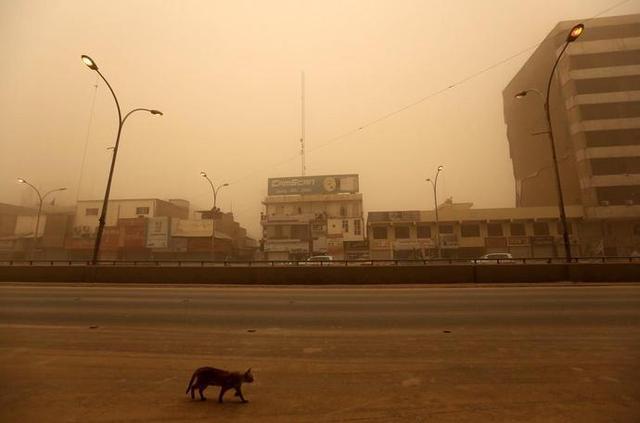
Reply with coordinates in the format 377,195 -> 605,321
190,386 -> 196,400
218,387 -> 229,403
235,387 -> 248,403
198,385 -> 207,401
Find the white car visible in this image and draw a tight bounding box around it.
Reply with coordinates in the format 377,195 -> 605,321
303,255 -> 335,265
474,253 -> 516,264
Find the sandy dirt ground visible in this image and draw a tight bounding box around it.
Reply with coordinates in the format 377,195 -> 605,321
0,283 -> 639,422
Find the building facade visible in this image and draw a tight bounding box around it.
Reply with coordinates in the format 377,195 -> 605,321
368,201 -> 585,260
261,174 -> 365,260
503,13 -> 640,256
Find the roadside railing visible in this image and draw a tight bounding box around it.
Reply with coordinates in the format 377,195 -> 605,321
0,257 -> 639,267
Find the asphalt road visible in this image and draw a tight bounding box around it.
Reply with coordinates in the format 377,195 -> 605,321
0,283 -> 639,422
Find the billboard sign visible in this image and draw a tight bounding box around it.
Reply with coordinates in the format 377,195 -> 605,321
119,218 -> 146,248
146,217 -> 170,249
268,174 -> 359,195
171,219 -> 213,237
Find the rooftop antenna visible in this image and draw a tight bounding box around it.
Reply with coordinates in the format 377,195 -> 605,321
300,71 -> 306,176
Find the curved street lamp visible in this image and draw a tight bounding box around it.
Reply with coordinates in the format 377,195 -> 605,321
200,171 -> 229,214
17,178 -> 66,257
426,165 -> 444,259
514,23 -> 584,262
81,55 -> 163,265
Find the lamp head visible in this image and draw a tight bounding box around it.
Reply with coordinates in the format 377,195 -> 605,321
58,188 -> 68,191
200,171 -> 207,178
17,178 -> 26,184
81,55 -> 98,71
150,110 -> 163,116
437,165 -> 444,172
222,183 -> 229,187
567,23 -> 584,43
514,90 -> 528,99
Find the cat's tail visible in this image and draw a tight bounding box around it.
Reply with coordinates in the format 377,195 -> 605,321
186,370 -> 197,394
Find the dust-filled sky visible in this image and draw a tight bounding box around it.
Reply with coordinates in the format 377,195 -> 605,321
1,0 -> 639,237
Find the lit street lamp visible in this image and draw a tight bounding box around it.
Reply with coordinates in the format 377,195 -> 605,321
514,23 -> 584,262
200,171 -> 229,215
81,55 -> 163,265
17,178 -> 66,257
426,165 -> 444,259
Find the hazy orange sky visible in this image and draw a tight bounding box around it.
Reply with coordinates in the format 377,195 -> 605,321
1,0 -> 639,237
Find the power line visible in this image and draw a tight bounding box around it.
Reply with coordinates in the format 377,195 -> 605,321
226,0 -> 632,186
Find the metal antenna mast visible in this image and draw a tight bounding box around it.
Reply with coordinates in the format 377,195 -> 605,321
300,71 -> 306,176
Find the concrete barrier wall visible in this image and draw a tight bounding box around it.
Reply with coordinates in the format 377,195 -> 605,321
0,263 -> 638,284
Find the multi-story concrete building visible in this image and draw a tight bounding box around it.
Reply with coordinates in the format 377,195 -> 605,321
261,174 -> 365,260
368,201 -> 585,260
68,198 -> 190,259
503,13 -> 640,256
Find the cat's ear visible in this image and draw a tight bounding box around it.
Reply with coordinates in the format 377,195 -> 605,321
246,368 -> 252,374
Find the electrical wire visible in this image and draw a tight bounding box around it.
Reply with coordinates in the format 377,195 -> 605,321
226,0 -> 633,187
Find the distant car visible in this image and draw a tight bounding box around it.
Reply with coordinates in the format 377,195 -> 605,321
474,253 -> 516,264
303,255 -> 335,266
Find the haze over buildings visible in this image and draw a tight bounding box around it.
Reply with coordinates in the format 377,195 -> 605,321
2,1 -> 640,238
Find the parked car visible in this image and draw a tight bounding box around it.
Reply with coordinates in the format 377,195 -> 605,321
303,255 -> 335,266
473,253 -> 516,264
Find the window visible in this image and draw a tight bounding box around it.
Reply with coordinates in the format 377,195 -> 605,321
557,222 -> 573,235
487,223 -> 503,237
533,222 -> 549,236
354,220 -> 362,236
461,224 -> 480,237
153,221 -> 162,232
340,206 -> 347,217
510,223 -> 526,236
417,225 -> 431,239
85,208 -> 99,216
394,226 -> 410,239
372,226 -> 387,239
136,207 -> 150,215
290,225 -> 309,240
342,220 -> 349,233
439,224 -> 454,234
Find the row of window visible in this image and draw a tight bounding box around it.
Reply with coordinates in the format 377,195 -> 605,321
271,204 -> 361,217
371,222 -> 572,240
85,207 -> 150,216
266,220 -> 363,239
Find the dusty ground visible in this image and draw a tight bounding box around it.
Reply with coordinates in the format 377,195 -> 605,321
0,283 -> 639,422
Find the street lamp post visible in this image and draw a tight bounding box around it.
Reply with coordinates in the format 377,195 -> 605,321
200,172 -> 229,214
81,55 -> 163,265
17,178 -> 66,257
514,23 -> 584,262
200,171 -> 229,260
426,165 -> 444,259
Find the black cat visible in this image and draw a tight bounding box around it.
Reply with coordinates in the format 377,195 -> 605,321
186,367 -> 254,403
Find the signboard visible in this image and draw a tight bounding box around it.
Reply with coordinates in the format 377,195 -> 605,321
102,226 -> 121,251
268,174 -> 359,195
371,240 -> 391,250
440,234 -> 458,249
119,218 -> 146,248
532,236 -> 554,245
72,225 -> 97,239
508,236 -> 530,246
344,240 -> 369,250
171,219 -> 213,237
146,217 -> 170,249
